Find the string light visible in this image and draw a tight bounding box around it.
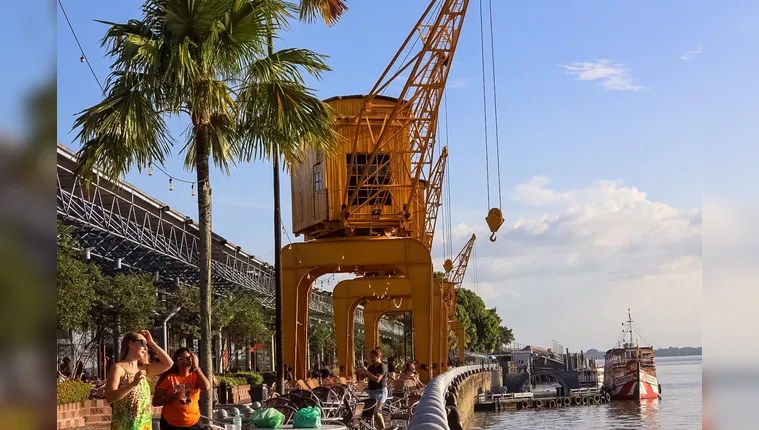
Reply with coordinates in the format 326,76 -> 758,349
168,178 -> 173,191
191,183 -> 195,196
148,161 -> 153,176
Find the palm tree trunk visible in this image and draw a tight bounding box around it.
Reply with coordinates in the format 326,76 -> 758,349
196,127 -> 214,417
266,26 -> 286,395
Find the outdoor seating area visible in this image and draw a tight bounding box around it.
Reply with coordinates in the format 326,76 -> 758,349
200,376 -> 426,430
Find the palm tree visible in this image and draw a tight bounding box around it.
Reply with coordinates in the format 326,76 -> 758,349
265,0 -> 348,394
72,0 -> 339,416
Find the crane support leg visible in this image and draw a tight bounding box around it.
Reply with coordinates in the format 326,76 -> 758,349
282,238 -> 434,381
332,277 -> 444,382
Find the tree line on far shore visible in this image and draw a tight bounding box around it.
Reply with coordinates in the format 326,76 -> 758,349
585,346 -> 702,359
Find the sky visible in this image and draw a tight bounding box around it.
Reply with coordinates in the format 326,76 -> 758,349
55,0 -> 759,354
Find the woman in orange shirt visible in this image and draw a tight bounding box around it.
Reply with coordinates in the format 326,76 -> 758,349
152,348 -> 211,429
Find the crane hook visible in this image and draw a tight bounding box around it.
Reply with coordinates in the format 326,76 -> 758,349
485,208 -> 504,243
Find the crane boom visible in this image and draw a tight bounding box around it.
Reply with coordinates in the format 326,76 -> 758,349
422,147 -> 448,249
342,0 -> 470,238
444,233 -> 476,289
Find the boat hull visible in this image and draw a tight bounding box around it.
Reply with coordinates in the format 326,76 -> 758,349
605,370 -> 660,400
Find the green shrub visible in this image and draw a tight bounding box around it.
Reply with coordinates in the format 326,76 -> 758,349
57,381 -> 92,405
230,372 -> 264,386
217,376 -> 248,387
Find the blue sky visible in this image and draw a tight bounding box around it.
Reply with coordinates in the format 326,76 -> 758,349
56,0 -> 759,350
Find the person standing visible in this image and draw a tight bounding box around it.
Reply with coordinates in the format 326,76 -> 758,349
106,331 -> 173,430
152,348 -> 212,429
362,349 -> 388,430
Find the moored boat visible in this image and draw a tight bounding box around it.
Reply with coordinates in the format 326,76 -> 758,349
602,309 -> 661,400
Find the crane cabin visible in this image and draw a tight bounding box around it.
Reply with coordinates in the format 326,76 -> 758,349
290,94 -> 428,241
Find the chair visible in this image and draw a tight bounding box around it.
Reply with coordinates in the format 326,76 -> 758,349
288,391 -> 321,409
273,404 -> 299,425
307,378 -> 320,390
358,399 -> 379,430
264,397 -> 294,409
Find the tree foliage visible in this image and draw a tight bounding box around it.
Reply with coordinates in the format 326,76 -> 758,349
169,286 -> 270,347
91,273 -> 158,334
226,297 -> 271,347
309,318 -> 336,362
455,288 -> 513,353
57,224 -> 99,331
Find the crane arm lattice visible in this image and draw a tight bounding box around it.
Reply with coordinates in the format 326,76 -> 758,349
445,233 -> 476,289
343,0 -> 469,237
443,233 -> 476,317
422,147 -> 448,248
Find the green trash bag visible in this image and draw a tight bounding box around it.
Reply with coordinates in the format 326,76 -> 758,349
249,407 -> 286,428
293,406 -> 322,429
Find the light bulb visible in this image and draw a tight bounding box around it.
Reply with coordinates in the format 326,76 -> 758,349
307,273 -> 311,280
80,55 -> 85,63
148,161 -> 153,176
168,178 -> 173,191
191,183 -> 195,196
337,266 -> 341,271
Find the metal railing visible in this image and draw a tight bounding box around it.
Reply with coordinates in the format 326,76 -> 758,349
408,363 -> 498,430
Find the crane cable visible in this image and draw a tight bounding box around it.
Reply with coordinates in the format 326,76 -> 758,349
478,0 -> 491,210
487,0 -> 503,209
479,0 -> 505,242
444,91 -> 454,261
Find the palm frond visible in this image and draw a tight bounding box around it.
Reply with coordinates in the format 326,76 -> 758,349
182,112 -> 242,175
202,0 -> 272,79
72,74 -> 172,183
161,0 -> 228,45
243,48 -> 332,86
299,0 -> 348,26
238,79 -> 340,168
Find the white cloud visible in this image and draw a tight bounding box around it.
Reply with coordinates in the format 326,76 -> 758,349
680,45 -> 703,60
447,78 -> 471,89
559,59 -> 642,92
439,177 -> 701,350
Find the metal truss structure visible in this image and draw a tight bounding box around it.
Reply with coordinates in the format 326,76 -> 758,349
57,144 -> 401,336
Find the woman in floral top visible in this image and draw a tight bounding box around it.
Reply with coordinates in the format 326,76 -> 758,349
106,331 -> 173,430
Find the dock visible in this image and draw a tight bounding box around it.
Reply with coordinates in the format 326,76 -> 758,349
473,388 -> 611,411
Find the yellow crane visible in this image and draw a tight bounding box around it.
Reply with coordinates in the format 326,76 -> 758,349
443,233 -> 476,314
423,147 -> 448,249
290,0 -> 470,242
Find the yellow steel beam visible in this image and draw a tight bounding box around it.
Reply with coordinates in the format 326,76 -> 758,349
331,276 -> 444,382
281,237 -> 434,381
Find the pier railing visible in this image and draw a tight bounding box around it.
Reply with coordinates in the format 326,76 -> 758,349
408,364 -> 498,430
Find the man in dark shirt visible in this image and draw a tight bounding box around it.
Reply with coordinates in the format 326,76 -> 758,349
362,349 -> 388,429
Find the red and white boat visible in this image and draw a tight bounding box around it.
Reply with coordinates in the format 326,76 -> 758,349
601,309 -> 661,401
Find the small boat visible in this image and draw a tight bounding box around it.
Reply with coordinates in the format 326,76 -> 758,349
602,309 -> 661,400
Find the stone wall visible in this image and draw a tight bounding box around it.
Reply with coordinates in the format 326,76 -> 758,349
56,399 -> 162,430
452,371 -> 492,429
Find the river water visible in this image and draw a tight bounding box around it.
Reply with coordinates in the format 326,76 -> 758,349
470,355 -> 702,430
